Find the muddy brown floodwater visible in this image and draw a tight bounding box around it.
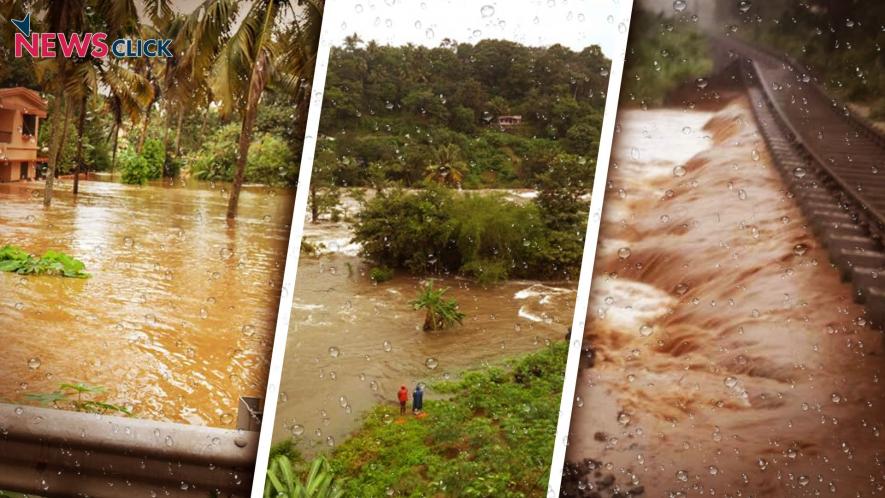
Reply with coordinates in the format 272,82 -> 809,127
272,191 -> 577,450
0,177 -> 293,428
565,99 -> 885,497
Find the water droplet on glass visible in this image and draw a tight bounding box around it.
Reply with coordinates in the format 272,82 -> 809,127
425,357 -> 439,369
27,358 -> 41,370
480,5 -> 495,17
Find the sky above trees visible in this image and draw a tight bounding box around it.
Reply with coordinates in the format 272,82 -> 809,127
325,0 -> 629,55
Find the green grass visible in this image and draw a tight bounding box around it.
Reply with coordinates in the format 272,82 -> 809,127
325,342 -> 568,497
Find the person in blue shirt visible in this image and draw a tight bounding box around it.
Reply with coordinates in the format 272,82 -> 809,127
412,384 -> 424,413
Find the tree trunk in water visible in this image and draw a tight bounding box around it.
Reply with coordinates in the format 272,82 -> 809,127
43,94 -> 70,207
174,108 -> 184,156
110,123 -> 120,179
161,101 -> 173,177
73,96 -> 87,195
227,53 -> 269,220
137,107 -> 151,154
309,185 -> 318,223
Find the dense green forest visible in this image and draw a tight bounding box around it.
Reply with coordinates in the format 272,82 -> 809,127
313,37 -> 609,189
267,342 -> 567,498
620,8 -> 713,106
737,0 -> 885,118
308,38 -> 609,281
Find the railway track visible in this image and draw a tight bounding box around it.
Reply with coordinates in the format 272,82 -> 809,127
719,37 -> 885,327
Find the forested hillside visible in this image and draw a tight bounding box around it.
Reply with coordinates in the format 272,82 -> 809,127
315,37 -> 611,188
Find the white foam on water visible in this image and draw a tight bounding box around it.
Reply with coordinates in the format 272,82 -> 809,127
518,306 -> 549,323
513,283 -> 573,300
590,277 -> 675,333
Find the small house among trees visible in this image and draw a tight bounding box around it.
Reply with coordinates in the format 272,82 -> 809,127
0,87 -> 47,182
496,115 -> 523,129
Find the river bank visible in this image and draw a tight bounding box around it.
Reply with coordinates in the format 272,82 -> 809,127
563,99 -> 885,496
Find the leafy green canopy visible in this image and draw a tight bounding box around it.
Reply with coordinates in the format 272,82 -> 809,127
0,245 -> 90,278
316,38 -> 609,188
326,342 -> 568,497
741,0 -> 885,118
620,8 -> 713,106
190,124 -> 297,186
120,138 -> 165,185
353,169 -> 590,283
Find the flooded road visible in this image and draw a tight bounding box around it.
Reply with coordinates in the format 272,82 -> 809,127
0,178 -> 293,428
565,100 -> 885,496
272,191 -> 576,450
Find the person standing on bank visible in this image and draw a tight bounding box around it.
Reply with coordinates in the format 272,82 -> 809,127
397,385 -> 408,415
412,384 -> 424,413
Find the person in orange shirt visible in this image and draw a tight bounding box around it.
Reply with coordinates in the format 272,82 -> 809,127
397,385 -> 408,415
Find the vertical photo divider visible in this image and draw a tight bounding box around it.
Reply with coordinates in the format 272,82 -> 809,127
250,5 -> 338,495
546,2 -> 634,495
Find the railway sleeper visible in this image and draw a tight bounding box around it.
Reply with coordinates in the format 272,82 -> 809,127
850,267 -> 885,304
862,287 -> 885,329
825,234 -> 879,266
833,248 -> 885,282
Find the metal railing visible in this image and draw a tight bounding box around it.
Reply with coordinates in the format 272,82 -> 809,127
0,400 -> 261,497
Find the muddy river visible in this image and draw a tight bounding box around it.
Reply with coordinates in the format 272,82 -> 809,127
272,191 -> 578,450
565,100 -> 885,496
0,177 -> 293,428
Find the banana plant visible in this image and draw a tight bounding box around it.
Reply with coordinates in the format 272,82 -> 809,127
265,455 -> 344,498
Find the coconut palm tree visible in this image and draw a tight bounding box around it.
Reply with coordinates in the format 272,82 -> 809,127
204,0 -> 324,219
32,0 -> 153,206
424,144 -> 467,187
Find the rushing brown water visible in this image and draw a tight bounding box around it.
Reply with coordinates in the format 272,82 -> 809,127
272,191 -> 577,450
0,177 -> 293,428
565,99 -> 885,497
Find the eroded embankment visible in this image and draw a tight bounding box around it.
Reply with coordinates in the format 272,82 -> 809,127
564,99 -> 884,497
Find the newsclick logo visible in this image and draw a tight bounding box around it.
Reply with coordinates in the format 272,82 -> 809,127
11,13 -> 172,59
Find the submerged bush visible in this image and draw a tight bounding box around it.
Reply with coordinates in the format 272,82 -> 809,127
25,382 -> 129,415
369,266 -> 394,283
0,245 -> 90,278
352,186 -> 587,281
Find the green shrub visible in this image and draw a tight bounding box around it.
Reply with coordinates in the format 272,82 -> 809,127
191,125 -> 297,186
142,139 -> 165,175
369,265 -> 394,283
460,258 -> 509,286
191,123 -> 240,182
119,140 -> 163,185
247,133 -> 296,186
353,187 -> 587,281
